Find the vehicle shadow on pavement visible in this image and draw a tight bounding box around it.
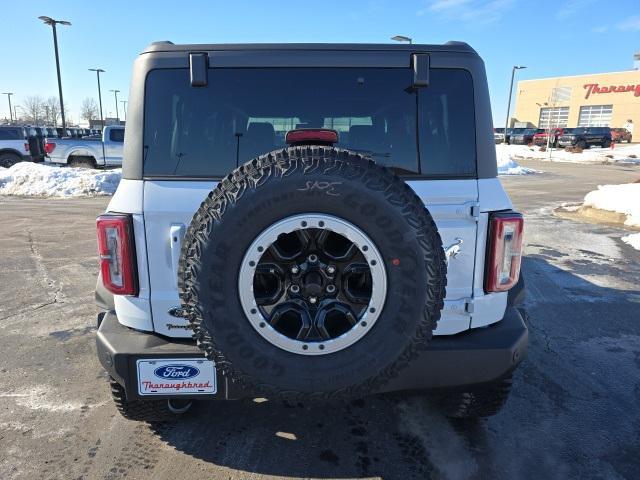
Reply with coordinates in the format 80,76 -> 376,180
149,255 -> 640,479
150,395 -> 442,479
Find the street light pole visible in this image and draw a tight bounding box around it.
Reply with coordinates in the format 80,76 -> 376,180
89,69 -> 105,129
39,16 -> 71,129
120,100 -> 127,121
2,93 -> 13,123
110,90 -> 120,123
504,65 -> 526,144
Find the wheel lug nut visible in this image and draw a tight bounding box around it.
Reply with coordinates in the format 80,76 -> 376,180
326,265 -> 336,274
309,296 -> 317,304
290,265 -> 300,274
308,254 -> 318,264
326,285 -> 336,293
290,285 -> 300,294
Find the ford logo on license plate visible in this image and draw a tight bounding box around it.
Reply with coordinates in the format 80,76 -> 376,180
154,364 -> 200,379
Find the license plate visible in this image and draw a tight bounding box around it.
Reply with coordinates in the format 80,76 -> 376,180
136,358 -> 216,396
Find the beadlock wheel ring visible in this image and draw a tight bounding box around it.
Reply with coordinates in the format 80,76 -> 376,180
238,214 -> 387,356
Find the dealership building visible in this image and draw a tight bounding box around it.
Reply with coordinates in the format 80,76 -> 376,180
512,65 -> 640,134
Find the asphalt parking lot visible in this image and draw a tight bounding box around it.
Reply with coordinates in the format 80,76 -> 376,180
1,159 -> 639,480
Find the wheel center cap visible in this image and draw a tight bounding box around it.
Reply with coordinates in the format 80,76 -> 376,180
303,271 -> 323,296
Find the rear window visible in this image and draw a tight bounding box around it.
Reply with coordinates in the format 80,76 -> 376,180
143,67 -> 476,178
109,128 -> 125,142
0,128 -> 24,140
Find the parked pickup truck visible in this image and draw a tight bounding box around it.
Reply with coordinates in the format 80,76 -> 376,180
611,128 -> 632,143
557,127 -> 612,149
44,125 -> 124,168
0,126 -> 33,167
533,127 -> 565,147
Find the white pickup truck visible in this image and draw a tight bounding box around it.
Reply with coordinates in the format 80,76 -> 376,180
44,125 -> 124,168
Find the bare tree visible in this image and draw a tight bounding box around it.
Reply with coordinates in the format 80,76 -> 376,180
80,98 -> 100,123
46,97 -> 61,126
22,96 -> 46,125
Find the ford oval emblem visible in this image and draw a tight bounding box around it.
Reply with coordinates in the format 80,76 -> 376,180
153,364 -> 200,380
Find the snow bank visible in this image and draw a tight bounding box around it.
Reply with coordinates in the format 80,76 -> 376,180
504,143 -> 640,165
495,144 -> 537,175
0,162 -> 121,197
622,233 -> 640,251
582,182 -> 640,251
583,183 -> 640,227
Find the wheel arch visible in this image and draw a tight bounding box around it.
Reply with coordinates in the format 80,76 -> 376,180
0,148 -> 24,158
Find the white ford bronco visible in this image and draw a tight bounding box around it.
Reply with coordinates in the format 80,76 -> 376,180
95,41 -> 527,421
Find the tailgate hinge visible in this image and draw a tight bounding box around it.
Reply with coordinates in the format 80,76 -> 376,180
470,203 -> 480,221
465,298 -> 474,314
443,297 -> 474,315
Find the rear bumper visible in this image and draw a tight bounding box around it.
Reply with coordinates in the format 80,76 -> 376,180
97,307 -> 528,401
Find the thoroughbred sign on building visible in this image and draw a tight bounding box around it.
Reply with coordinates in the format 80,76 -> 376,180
513,69 -> 640,134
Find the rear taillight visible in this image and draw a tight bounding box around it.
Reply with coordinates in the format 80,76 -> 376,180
24,142 -> 29,152
96,214 -> 138,296
485,212 -> 524,293
44,141 -> 56,154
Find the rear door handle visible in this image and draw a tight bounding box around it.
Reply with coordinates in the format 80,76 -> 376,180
170,224 -> 186,288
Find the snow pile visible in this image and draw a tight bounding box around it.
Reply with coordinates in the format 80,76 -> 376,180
583,183 -> 640,227
495,144 -> 537,175
0,162 -> 121,197
504,143 -> 640,164
582,183 -> 640,251
622,233 -> 640,250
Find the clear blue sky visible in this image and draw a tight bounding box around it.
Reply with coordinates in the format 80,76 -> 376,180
1,0 -> 638,125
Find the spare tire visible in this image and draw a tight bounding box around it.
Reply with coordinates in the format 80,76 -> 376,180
178,146 -> 446,399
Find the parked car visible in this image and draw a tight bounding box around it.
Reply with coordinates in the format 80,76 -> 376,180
31,127 -> 48,162
510,128 -> 537,145
494,127 -> 506,144
95,41 -> 528,422
557,127 -> 612,149
44,127 -> 59,139
533,127 -> 565,147
21,126 -> 45,163
0,126 -> 32,166
610,128 -> 632,143
44,125 -> 124,167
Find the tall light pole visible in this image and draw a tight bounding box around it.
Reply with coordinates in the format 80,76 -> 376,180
2,93 -> 13,123
89,68 -> 105,129
391,35 -> 412,44
120,100 -> 127,122
504,65 -> 526,143
109,89 -> 120,123
38,16 -> 71,129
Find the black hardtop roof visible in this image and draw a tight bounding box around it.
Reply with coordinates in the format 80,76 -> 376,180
142,41 -> 477,55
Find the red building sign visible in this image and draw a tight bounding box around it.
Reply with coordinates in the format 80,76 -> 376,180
583,83 -> 640,99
